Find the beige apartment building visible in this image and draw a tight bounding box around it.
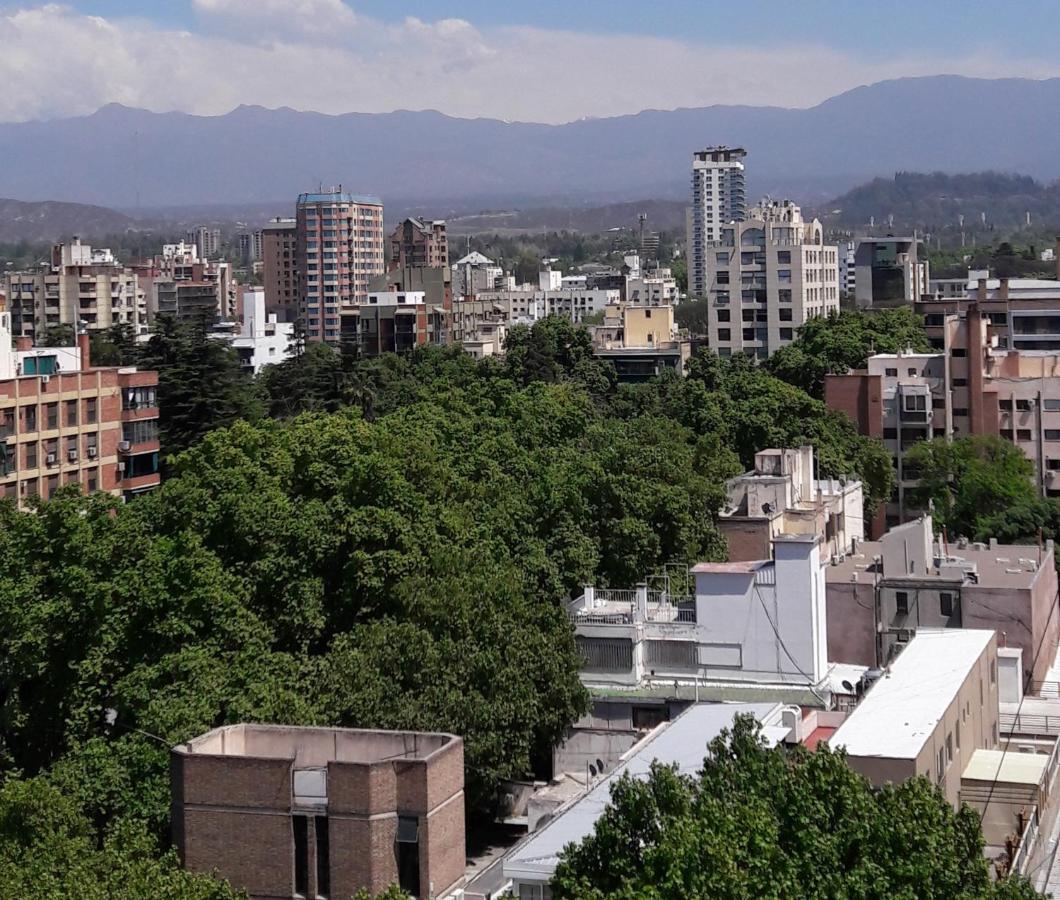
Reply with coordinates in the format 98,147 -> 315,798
828,629 -> 1000,809
704,199 -> 839,359
4,239 -> 146,339
296,190 -> 385,343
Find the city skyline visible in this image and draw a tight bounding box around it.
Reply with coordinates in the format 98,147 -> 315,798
2,1 -> 1060,124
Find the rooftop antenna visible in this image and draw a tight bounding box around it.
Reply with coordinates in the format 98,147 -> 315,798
638,212 -> 647,250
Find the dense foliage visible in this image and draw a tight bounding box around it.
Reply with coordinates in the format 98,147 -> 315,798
0,316 -> 897,891
552,716 -> 1040,900
907,436 -> 1039,539
765,307 -> 932,398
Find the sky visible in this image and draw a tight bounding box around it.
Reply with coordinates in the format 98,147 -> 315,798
2,1 -> 1059,124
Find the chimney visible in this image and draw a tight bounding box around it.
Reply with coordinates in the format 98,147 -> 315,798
77,331 -> 91,370
15,336 -> 32,351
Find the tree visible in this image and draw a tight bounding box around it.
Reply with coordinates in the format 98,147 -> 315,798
37,324 -> 75,347
134,316 -> 261,457
674,298 -> 709,336
552,715 -> 1041,899
765,308 -> 932,398
257,341 -> 348,419
906,436 -> 1038,538
89,323 -> 138,367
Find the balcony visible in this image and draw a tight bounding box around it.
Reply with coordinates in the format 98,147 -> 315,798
567,586 -> 696,627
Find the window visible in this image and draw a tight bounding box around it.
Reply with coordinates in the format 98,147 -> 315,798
904,394 -> 927,412
122,420 -> 158,445
717,328 -> 731,342
777,270 -> 792,283
1016,399 -> 1033,411
778,289 -> 792,303
990,659 -> 996,685
777,250 -> 791,264
953,408 -> 968,417
1045,399 -> 1060,411
933,398 -> 946,409
743,328 -> 755,341
940,592 -> 953,617
953,378 -> 968,387
24,442 -> 37,469
65,400 -> 78,427
779,308 -> 793,322
993,722 -> 999,745
780,328 -> 793,340
1017,429 -> 1032,441
85,398 -> 97,424
1001,429 -> 1014,441
717,309 -> 730,322
1046,430 -> 1060,441
946,732 -> 953,763
86,468 -> 98,493
21,405 -> 37,432
937,747 -> 945,782
396,816 -> 420,897
45,403 -> 58,430
122,386 -> 157,411
46,474 -> 59,499
519,887 -> 553,900
315,816 -> 330,899
742,309 -> 755,322
951,348 -> 966,358
908,368 -> 917,376
999,399 -> 1013,411
293,817 -> 308,898
885,368 -> 898,377
716,271 -> 730,285
896,592 -> 909,615
883,427 -> 897,439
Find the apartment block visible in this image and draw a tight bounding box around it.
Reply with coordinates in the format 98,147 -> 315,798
212,288 -> 295,374
238,230 -> 264,264
719,446 -> 864,562
688,146 -> 747,296
828,629 -> 1000,810
296,190 -> 385,343
452,252 -> 504,300
172,724 -> 465,900
825,516 -> 1058,684
339,291 -> 446,357
590,304 -> 691,382
186,225 -> 222,261
852,237 -> 930,309
389,218 -> 448,270
262,218 -> 298,322
4,238 -> 147,339
0,313 -> 160,507
704,199 -> 839,359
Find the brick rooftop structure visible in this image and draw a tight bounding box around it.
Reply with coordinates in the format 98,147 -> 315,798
171,724 -> 465,900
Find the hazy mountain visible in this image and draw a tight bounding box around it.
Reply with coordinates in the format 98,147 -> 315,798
3,75 -> 1060,212
0,198 -> 140,243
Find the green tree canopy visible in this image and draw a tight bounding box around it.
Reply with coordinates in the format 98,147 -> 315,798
552,715 -> 1041,900
907,436 -> 1038,538
765,308 -> 932,398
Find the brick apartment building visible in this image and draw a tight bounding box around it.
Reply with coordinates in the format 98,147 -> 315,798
0,312 -> 160,507
171,724 -> 465,900
340,291 -> 447,357
389,218 -> 448,270
262,218 -> 298,323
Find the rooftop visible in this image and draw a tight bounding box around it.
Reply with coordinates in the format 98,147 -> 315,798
504,702 -> 783,880
963,748 -> 1050,786
825,540 -> 1046,589
690,560 -> 770,575
828,630 -> 994,759
175,724 -> 457,766
297,192 -> 382,206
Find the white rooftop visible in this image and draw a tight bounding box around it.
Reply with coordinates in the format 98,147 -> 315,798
963,748 -> 1049,786
829,629 -> 994,760
503,702 -> 785,882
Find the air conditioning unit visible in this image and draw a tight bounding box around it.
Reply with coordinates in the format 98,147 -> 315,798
67,449 -> 77,462
117,440 -> 131,452
87,446 -> 98,459
46,452 -> 57,466
40,375 -> 50,385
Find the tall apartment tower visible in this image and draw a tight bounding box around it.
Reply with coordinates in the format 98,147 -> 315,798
261,218 -> 298,322
389,218 -> 448,270
688,146 -> 748,297
296,190 -> 384,343
186,226 -> 221,261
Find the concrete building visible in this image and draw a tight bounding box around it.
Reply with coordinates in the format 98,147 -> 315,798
0,313 -> 160,506
155,282 -> 223,324
339,291 -> 445,357
238,230 -> 264,264
852,237 -> 929,309
452,251 -> 504,300
186,225 -> 222,261
626,267 -> 679,306
825,516 -> 1058,685
838,240 -> 856,298
504,702 -> 791,897
568,531 -> 833,703
590,304 -> 691,382
262,218 -> 298,322
703,198 -> 839,359
215,288 -> 295,374
461,320 -> 509,360
828,629 -> 1000,810
150,243 -> 235,322
4,239 -> 147,340
296,190 -> 385,343
688,146 -> 747,296
719,446 -> 864,563
172,724 -> 465,900
389,218 -> 448,270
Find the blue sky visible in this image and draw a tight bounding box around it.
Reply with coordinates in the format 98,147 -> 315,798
1,1 -> 1057,123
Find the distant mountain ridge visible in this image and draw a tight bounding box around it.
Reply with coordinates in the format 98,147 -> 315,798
815,171 -> 1060,231
0,198 -> 140,244
3,76 -> 1060,209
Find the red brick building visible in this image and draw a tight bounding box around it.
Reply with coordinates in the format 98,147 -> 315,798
389,218 -> 448,271
171,724 -> 466,900
0,316 -> 160,506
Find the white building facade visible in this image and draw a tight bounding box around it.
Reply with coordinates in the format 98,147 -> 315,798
688,146 -> 748,297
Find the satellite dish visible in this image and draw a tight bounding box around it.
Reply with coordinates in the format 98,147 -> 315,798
588,764 -> 597,777
596,759 -> 605,773
841,680 -> 855,693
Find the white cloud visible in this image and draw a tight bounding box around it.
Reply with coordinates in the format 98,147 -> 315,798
0,4 -> 1058,124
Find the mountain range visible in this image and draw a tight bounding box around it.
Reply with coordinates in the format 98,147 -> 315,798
2,76 -> 1060,211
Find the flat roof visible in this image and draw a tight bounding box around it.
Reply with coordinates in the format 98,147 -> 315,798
504,703 -> 783,880
828,630 -> 994,759
691,560 -> 770,574
825,541 -> 1044,589
963,748 -> 1049,786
